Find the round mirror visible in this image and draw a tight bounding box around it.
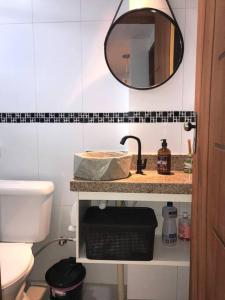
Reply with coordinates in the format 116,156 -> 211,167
105,8 -> 184,90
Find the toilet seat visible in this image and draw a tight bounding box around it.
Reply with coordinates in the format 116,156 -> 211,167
0,243 -> 34,290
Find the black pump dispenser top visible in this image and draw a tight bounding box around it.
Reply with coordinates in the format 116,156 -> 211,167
161,139 -> 167,148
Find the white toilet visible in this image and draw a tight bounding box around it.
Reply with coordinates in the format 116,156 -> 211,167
0,180 -> 54,300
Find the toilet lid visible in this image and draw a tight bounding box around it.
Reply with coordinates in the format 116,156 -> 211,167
0,243 -> 34,289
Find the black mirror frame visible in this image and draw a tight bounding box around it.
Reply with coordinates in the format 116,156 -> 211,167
104,7 -> 184,90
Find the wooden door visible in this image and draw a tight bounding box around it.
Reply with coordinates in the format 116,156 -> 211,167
191,0 -> 225,299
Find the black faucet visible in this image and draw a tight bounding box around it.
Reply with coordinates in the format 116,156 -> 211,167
120,135 -> 147,174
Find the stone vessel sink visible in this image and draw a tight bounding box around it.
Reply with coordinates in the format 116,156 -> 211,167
74,151 -> 132,181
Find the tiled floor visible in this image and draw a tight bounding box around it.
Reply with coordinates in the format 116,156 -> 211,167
27,284 -> 118,300
28,284 -> 147,300
83,284 -> 117,300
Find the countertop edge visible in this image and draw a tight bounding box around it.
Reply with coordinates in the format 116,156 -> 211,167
70,182 -> 192,195
70,171 -> 192,195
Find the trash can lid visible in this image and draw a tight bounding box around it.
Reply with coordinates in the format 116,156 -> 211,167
45,257 -> 86,289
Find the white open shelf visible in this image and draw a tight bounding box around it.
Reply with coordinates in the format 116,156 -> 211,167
77,235 -> 190,267
76,192 -> 191,268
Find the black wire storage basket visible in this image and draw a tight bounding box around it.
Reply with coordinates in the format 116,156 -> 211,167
82,206 -> 158,261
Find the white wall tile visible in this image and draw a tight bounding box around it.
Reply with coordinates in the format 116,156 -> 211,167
182,8 -> 197,110
33,0 -> 81,22
81,0 -> 120,21
37,124 -> 83,205
0,24 -> 36,112
83,124 -> 128,151
0,0 -> 32,24
186,0 -> 198,9
170,0 -> 186,8
82,21 -> 129,112
127,265 -> 177,300
34,22 -> 83,112
48,204 -> 75,239
174,8 -> 186,36
85,264 -> 117,284
128,123 -> 182,154
177,267 -> 190,300
0,124 -> 38,179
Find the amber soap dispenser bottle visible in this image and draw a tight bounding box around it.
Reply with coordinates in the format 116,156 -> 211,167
157,139 -> 171,175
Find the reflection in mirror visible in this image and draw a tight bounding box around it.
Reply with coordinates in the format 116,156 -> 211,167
105,9 -> 184,90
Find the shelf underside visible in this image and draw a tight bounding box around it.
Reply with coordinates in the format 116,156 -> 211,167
77,235 -> 190,267
78,192 -> 192,202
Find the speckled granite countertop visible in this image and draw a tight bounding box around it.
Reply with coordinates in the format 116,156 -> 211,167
70,171 -> 192,194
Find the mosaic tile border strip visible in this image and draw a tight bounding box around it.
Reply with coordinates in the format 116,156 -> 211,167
0,111 -> 196,123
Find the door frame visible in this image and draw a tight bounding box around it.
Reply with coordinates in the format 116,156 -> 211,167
191,0 -> 216,299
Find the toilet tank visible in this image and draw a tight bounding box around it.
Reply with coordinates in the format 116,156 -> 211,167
0,180 -> 54,242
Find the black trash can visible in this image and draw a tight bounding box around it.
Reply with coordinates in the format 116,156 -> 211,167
45,257 -> 86,299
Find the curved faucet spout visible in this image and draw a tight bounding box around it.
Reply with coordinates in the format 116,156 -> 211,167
120,135 -> 147,174
120,135 -> 141,157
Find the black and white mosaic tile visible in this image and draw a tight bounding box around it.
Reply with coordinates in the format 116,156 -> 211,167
0,111 -> 196,123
